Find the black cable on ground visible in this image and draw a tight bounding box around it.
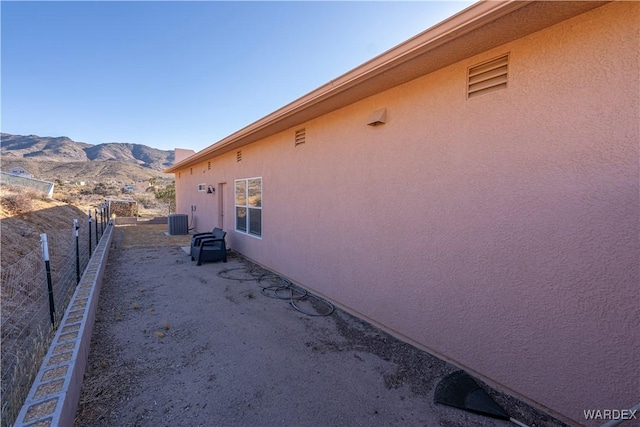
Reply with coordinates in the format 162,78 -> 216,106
217,267 -> 264,283
217,267 -> 334,317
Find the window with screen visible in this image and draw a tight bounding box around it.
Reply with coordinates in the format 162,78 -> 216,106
235,177 -> 262,237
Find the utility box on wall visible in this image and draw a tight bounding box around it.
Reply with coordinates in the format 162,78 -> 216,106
168,214 -> 188,235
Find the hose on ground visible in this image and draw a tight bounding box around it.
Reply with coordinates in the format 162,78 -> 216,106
217,267 -> 334,317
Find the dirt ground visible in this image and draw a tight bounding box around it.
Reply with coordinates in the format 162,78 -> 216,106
74,224 -> 567,427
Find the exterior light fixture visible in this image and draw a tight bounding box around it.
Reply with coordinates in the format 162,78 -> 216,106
207,185 -> 215,194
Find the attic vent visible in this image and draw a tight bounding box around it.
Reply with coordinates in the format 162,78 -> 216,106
467,54 -> 509,99
294,128 -> 306,146
237,151 -> 242,162
208,161 -> 211,170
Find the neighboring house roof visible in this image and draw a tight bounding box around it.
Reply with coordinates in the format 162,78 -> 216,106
165,0 -> 608,173
9,167 -> 30,175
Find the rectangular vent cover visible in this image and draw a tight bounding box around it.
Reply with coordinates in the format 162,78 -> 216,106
467,54 -> 508,99
237,151 -> 242,162
295,128 -> 306,146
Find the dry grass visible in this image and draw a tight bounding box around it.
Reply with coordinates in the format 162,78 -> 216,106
0,190 -> 34,213
0,185 -> 52,215
117,223 -> 191,249
1,324 -> 51,427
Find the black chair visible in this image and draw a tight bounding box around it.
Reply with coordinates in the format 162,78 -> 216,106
190,227 -> 225,259
192,228 -> 227,265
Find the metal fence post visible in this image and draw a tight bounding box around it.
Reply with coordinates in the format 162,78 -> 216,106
41,233 -> 56,327
88,210 -> 92,257
74,219 -> 80,284
95,208 -> 99,241
100,206 -> 104,235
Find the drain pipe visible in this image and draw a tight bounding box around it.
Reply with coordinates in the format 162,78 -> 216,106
600,402 -> 640,427
510,418 -> 529,427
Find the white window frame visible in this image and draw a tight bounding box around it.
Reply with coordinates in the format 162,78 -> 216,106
235,177 -> 262,238
197,183 -> 206,192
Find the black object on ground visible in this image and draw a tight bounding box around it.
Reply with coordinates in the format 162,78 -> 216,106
434,370 -> 510,420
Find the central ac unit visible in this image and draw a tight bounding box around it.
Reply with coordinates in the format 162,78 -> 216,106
168,214 -> 188,235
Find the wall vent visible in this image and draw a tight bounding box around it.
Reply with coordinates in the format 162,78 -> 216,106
207,161 -> 211,170
467,54 -> 509,99
237,151 -> 242,162
295,128 -> 306,146
367,108 -> 387,126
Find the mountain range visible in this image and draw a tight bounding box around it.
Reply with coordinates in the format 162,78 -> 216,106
0,133 -> 176,183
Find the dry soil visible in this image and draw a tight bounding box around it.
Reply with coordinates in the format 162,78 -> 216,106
73,224 -> 567,427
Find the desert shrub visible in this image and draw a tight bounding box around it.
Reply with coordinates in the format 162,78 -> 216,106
154,182 -> 175,213
92,183 -> 109,196
132,194 -> 159,209
59,194 -> 79,205
0,186 -> 36,213
2,193 -> 32,213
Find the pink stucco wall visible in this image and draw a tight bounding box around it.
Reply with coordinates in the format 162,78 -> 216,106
175,3 -> 639,425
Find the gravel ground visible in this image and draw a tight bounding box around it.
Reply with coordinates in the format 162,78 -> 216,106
74,224 -> 568,427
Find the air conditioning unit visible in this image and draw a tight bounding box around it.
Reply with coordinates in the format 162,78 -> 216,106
168,214 -> 188,235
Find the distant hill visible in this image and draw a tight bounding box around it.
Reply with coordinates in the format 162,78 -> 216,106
0,133 -> 175,183
1,133 -> 174,169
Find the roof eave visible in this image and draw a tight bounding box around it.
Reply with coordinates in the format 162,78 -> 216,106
165,0 -> 608,173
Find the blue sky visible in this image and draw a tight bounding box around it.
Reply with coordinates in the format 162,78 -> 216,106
2,1 -> 474,152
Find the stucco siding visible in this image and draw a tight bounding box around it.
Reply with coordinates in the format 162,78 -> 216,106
174,3 -> 639,425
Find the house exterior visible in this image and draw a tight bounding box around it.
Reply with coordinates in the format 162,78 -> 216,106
166,2 -> 639,425
8,167 -> 32,178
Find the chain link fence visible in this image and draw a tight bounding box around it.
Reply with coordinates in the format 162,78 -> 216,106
1,209 -> 110,427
